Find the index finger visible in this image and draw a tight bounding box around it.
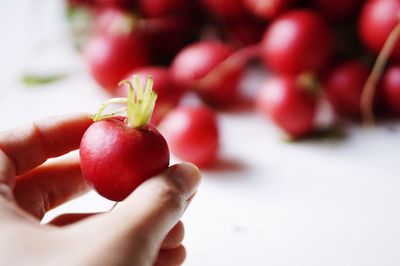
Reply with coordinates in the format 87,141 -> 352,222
0,113 -> 92,176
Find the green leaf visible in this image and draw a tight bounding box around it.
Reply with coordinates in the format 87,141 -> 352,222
21,74 -> 68,87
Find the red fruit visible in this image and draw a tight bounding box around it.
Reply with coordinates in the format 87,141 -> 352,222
137,0 -> 188,17
143,16 -> 198,64
171,41 -> 244,106
261,9 -> 333,75
160,106 -> 219,167
84,31 -> 149,91
244,0 -> 292,20
95,0 -> 134,8
313,0 -> 364,20
257,74 -> 318,138
382,65 -> 400,115
224,15 -> 267,45
201,0 -> 246,19
117,67 -> 184,125
80,119 -> 169,201
324,61 -> 370,118
80,76 -> 169,201
359,0 -> 400,60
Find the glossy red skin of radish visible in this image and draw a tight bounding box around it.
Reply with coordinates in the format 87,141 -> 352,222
160,106 -> 219,168
313,0 -> 364,20
261,9 -> 333,75
257,75 -> 317,138
171,41 -> 243,106
84,31 -> 150,92
244,0 -> 292,20
359,0 -> 400,60
201,0 -> 246,19
116,67 -> 184,125
324,61 -> 370,118
80,117 -> 170,201
382,65 -> 400,115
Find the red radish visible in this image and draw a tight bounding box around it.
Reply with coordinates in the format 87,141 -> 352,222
142,16 -> 198,64
116,67 -> 184,125
84,9 -> 150,91
80,76 -> 170,201
95,0 -> 133,8
84,32 -> 149,91
382,65 -> 400,115
224,15 -> 267,45
171,41 -> 244,107
324,61 -> 370,118
244,0 -> 292,20
261,9 -> 333,75
257,74 -> 318,138
160,106 -> 219,167
201,0 -> 246,19
312,0 -> 364,20
359,0 -> 400,60
137,0 -> 188,17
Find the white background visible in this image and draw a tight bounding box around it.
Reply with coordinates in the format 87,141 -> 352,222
1,1 -> 400,265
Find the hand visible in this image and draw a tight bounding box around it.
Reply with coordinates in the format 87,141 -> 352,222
0,114 -> 201,266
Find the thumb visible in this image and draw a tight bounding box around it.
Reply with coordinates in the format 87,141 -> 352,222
79,163 -> 201,264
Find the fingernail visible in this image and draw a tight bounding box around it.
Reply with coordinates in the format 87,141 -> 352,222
0,184 -> 14,201
170,163 -> 201,198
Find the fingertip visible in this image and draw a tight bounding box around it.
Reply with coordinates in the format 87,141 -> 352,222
167,162 -> 201,200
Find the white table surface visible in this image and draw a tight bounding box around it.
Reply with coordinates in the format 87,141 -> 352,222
1,1 -> 400,266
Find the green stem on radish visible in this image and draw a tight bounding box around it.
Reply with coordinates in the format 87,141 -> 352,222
361,22 -> 400,126
92,75 -> 157,128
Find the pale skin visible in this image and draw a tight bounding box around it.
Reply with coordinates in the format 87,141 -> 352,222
0,113 -> 201,266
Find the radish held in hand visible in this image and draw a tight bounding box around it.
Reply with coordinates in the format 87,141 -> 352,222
160,106 -> 219,168
80,75 -> 170,201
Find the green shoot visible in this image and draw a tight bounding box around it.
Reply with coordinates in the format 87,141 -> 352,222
91,75 -> 157,128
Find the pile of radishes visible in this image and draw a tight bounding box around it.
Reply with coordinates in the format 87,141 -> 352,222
68,0 -> 400,168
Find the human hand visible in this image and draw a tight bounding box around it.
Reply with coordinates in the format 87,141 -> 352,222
0,113 -> 201,266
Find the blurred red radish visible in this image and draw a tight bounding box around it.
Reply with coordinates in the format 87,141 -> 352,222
143,16 -> 199,64
95,0 -> 134,8
382,65 -> 400,115
160,106 -> 219,167
84,9 -> 150,91
313,0 -> 364,20
224,15 -> 267,45
244,0 -> 292,20
171,41 -> 245,107
201,0 -> 246,19
324,61 -> 370,118
137,0 -> 188,17
261,9 -> 333,75
359,0 -> 400,60
257,74 -> 318,138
